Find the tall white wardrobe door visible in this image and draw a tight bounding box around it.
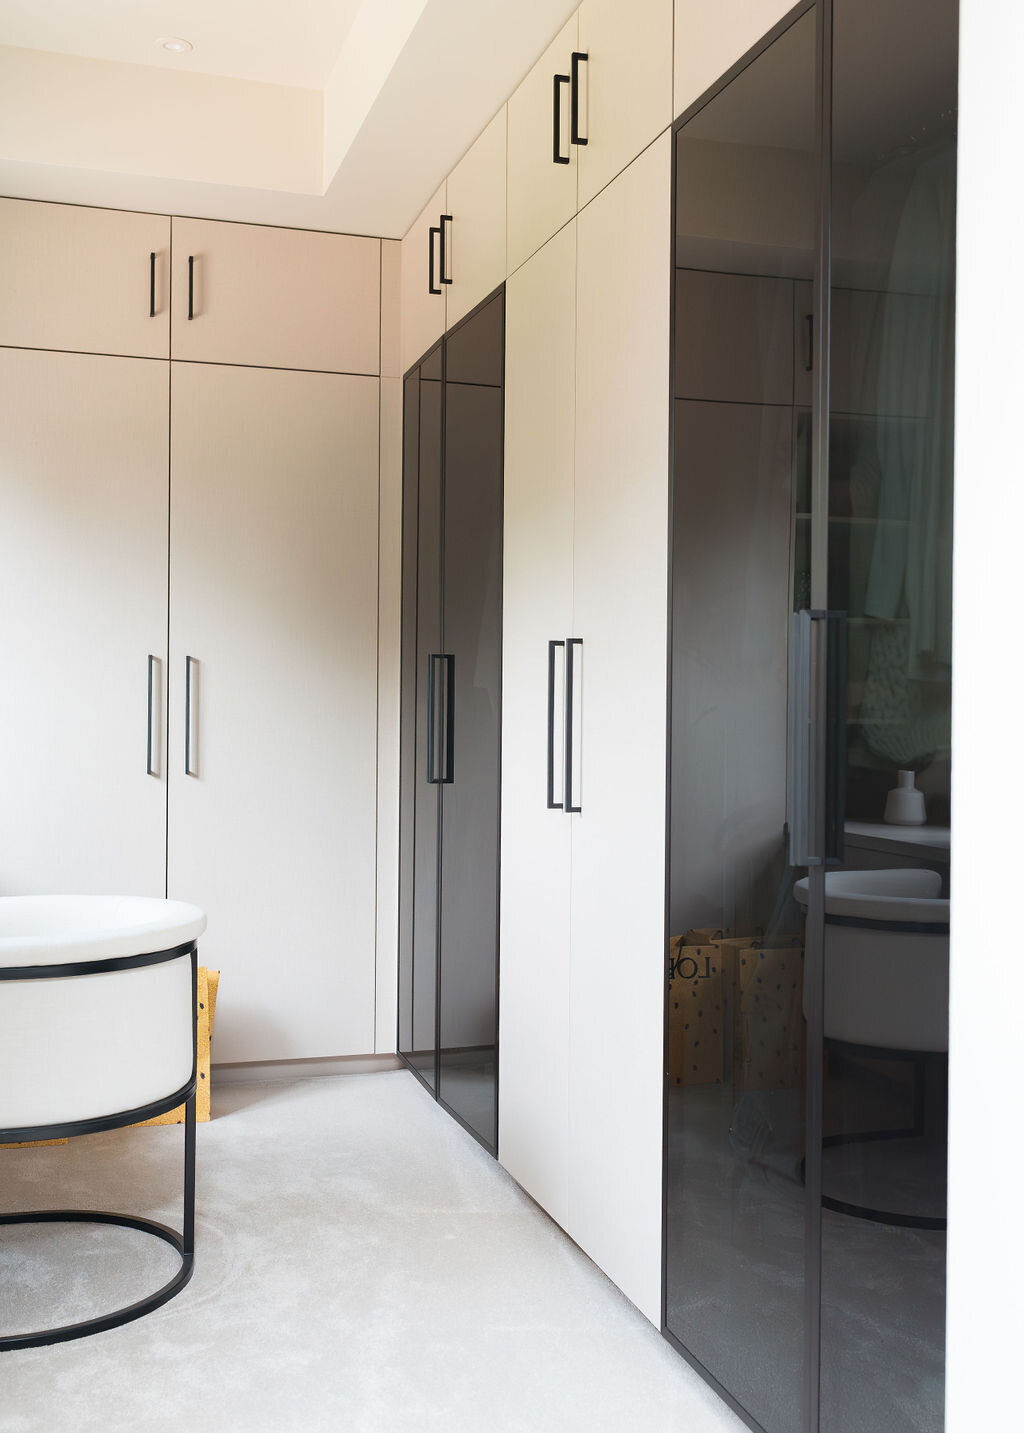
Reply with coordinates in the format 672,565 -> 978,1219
168,364 -> 379,1063
498,222 -> 578,1228
570,133 -> 672,1324
0,349 -> 169,896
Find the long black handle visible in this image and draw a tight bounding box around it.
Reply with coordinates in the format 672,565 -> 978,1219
149,253 -> 156,318
185,655 -> 197,776
440,214 -> 453,286
570,52 -> 588,146
564,638 -> 582,814
442,654 -> 455,783
427,654 -> 439,782
428,227 -> 442,296
547,640 -> 565,809
803,313 -> 814,372
553,73 -> 570,164
187,255 -> 195,320
147,655 -> 158,775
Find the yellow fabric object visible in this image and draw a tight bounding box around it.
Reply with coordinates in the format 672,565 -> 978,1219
0,1138 -> 68,1149
136,967 -> 220,1126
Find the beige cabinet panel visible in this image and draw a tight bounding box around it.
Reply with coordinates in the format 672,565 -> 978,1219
577,0 -> 673,208
0,348 -> 168,896
498,222 -> 578,1230
171,218 -> 380,374
168,363 -> 379,1063
569,134 -> 672,1326
674,0 -> 795,119
0,199 -> 170,358
400,183 -> 447,374
445,108 -> 508,329
507,14 -> 579,275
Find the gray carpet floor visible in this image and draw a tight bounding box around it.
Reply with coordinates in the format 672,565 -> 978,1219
1,1070 -> 745,1433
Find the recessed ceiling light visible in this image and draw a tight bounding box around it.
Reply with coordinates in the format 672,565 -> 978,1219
158,37 -> 193,54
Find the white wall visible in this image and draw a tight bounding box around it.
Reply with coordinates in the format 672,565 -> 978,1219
947,0 -> 1024,1424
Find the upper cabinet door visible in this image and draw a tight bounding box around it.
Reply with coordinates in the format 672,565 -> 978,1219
507,13 -> 579,275
400,183 -> 447,374
445,108 -> 508,329
577,0 -> 673,209
171,218 -> 380,374
0,199 -> 170,359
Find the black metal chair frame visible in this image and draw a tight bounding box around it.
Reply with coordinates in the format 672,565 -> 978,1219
0,941 -> 198,1352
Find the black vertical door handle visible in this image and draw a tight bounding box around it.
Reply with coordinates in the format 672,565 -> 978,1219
564,638 -> 582,814
184,655 -> 198,776
439,215 -> 453,286
570,52 -> 588,146
442,654 -> 455,784
553,73 -> 571,164
149,252 -> 157,317
803,313 -> 814,371
426,654 -> 440,782
187,255 -> 195,320
547,640 -> 565,809
147,655 -> 158,775
428,226 -> 442,296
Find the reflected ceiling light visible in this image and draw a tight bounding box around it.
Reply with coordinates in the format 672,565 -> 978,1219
158,37 -> 193,53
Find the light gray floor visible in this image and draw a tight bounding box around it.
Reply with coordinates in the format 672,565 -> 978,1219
2,1070 -> 746,1433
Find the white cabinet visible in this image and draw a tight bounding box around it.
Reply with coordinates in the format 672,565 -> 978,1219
499,139 -> 671,1325
507,14 -> 580,275
499,220 -> 578,1227
569,133 -> 671,1325
577,0 -> 673,208
170,217 -> 380,375
400,182 -> 447,374
0,347 -> 169,897
167,363 -> 380,1064
0,199 -> 170,359
445,108 -> 508,329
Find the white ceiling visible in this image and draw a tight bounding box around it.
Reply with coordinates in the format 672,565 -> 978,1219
0,0 -> 363,88
0,0 -> 578,237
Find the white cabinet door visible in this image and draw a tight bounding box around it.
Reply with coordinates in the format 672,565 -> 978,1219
170,218 -> 380,375
498,222 -> 578,1229
577,0 -> 673,208
400,183 -> 447,374
507,14 -> 579,275
0,348 -> 169,896
0,199 -> 170,359
168,363 -> 379,1063
445,108 -> 508,329
569,134 -> 672,1325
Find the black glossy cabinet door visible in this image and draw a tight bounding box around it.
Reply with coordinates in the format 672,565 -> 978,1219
398,292 -> 504,1152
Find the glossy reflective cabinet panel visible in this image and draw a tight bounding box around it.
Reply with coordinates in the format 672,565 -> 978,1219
665,3 -> 955,1431
398,293 -> 504,1152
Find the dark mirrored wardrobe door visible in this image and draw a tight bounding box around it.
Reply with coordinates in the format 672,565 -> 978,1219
437,294 -> 504,1151
820,1 -> 956,1429
399,346 -> 444,1088
398,294 -> 504,1154
665,8 -> 818,1432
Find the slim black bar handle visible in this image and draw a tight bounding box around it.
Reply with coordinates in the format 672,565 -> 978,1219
442,654 -> 456,784
147,655 -> 158,775
803,313 -> 814,371
184,655 -> 197,777
149,253 -> 156,318
187,255 -> 195,320
564,638 -> 582,814
439,214 -> 453,286
570,51 -> 588,146
426,654 -> 439,782
547,640 -> 566,809
553,73 -> 571,164
428,227 -> 442,296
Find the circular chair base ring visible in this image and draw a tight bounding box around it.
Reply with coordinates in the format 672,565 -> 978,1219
0,1210 -> 194,1352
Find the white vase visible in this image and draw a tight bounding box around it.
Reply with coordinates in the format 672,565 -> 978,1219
883,769 -> 927,825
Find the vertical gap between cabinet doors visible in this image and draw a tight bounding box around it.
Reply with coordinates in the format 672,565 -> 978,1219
434,332 -> 447,1097
373,238 -> 383,1050
164,218 -> 174,900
